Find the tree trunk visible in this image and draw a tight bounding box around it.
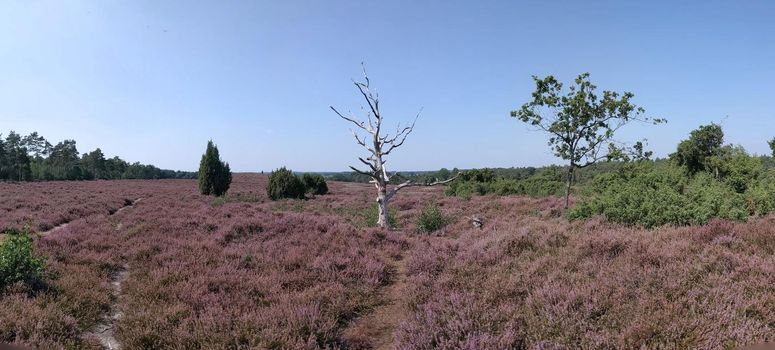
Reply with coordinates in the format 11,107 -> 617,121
376,181 -> 389,228
565,165 -> 574,209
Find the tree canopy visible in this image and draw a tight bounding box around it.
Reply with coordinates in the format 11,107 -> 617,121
0,130 -> 195,181
511,73 -> 665,208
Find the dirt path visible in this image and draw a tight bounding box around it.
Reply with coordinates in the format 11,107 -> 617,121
83,198 -> 141,349
86,264 -> 128,350
39,198 -> 143,237
113,198 -> 142,216
40,222 -> 70,236
343,254 -> 409,349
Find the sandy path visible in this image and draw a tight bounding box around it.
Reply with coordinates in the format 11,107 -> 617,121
343,254 -> 409,349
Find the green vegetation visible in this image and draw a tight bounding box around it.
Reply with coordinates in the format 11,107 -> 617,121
267,167 -> 306,200
0,228 -> 48,293
0,130 -> 195,181
416,202 -> 450,234
571,124 -> 775,227
302,173 -> 329,195
211,193 -> 261,207
445,168 -> 565,200
363,203 -> 397,228
198,140 -> 232,197
511,73 -> 665,208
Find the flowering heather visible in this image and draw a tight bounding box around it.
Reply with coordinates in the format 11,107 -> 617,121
0,180 -> 175,232
1,174 -> 775,349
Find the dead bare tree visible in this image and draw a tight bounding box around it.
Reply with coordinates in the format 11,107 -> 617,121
331,64 -> 456,228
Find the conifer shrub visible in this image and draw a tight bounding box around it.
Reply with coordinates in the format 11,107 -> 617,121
267,167 -> 306,200
198,140 -> 232,196
0,228 -> 48,293
302,173 -> 329,195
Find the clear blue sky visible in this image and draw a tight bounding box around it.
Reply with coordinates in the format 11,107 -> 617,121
1,1 -> 773,172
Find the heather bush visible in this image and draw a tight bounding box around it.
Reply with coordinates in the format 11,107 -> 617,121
416,202 -> 449,234
302,173 -> 329,195
7,173 -> 775,348
266,167 -> 305,200
0,228 -> 47,293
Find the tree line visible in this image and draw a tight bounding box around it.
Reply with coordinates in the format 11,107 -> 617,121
0,131 -> 195,181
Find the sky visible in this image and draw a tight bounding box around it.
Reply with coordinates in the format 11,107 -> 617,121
1,1 -> 774,172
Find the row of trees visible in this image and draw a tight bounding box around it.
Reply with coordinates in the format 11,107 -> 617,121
0,131 -> 195,181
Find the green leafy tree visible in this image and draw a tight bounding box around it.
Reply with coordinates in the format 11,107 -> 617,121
670,123 -> 725,176
768,137 -> 775,157
267,167 -> 306,200
0,135 -> 6,179
4,132 -> 32,181
198,140 -> 232,196
511,73 -> 665,208
48,140 -> 81,180
22,132 -> 51,159
82,148 -> 107,180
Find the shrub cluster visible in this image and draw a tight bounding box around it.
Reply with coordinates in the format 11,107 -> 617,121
571,151 -> 775,228
198,140 -> 232,196
302,173 -> 329,195
416,202 -> 450,234
0,228 -> 47,293
446,168 -> 565,199
267,167 -> 306,200
267,169 -> 329,200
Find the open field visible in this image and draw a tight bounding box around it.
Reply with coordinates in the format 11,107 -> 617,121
2,174 -> 775,349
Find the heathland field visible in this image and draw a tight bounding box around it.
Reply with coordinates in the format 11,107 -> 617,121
3,174 -> 775,349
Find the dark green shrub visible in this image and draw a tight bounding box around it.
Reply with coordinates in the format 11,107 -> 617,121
458,168 -> 496,183
0,228 -> 47,293
570,163 -> 755,228
267,167 -> 306,200
302,173 -> 329,195
198,140 -> 232,196
717,147 -> 761,193
416,202 -> 449,234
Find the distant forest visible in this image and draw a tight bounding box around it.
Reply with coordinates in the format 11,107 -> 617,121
322,162 -> 627,185
0,131 -> 196,181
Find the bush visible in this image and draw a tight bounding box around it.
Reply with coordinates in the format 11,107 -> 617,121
570,163 -> 760,228
198,140 -> 232,196
416,202 -> 449,234
302,173 -> 329,195
446,176 -> 564,199
267,167 -> 306,200
0,228 -> 47,293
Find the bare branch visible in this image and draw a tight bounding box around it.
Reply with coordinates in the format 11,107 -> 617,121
386,175 -> 459,201
383,108 -> 421,156
358,157 -> 377,171
349,165 -> 374,177
331,106 -> 370,132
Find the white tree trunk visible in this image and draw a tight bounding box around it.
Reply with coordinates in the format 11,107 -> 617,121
376,183 -> 389,228
332,64 -> 455,229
